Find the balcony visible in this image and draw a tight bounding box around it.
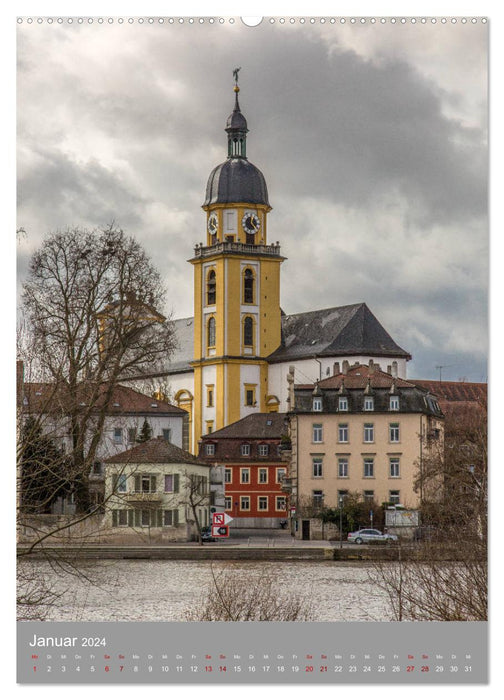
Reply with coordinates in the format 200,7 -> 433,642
123,492 -> 163,504
191,241 -> 282,259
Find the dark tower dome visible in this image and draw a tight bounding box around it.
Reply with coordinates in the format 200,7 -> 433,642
203,70 -> 270,208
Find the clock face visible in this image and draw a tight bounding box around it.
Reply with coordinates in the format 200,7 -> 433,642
207,213 -> 218,235
242,212 -> 261,235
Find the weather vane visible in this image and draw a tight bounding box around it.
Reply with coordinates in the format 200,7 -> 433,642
233,67 -> 241,90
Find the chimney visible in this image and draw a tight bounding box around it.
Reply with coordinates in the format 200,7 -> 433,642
392,361 -> 398,378
287,366 -> 295,410
342,360 -> 349,375
333,362 -> 340,376
369,359 -> 375,375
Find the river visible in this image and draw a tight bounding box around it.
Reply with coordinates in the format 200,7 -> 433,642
17,559 -> 394,622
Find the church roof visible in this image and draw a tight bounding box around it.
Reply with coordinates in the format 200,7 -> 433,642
203,158 -> 270,207
267,303 -> 411,363
162,303 -> 410,375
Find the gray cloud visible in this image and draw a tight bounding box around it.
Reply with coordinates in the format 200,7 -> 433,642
16,20 -> 488,383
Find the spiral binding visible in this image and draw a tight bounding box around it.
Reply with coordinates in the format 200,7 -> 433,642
16,17 -> 488,25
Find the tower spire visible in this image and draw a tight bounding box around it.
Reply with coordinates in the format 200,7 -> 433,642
226,67 -> 248,158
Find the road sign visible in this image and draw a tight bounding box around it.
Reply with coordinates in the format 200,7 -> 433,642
212,512 -> 234,526
211,525 -> 229,538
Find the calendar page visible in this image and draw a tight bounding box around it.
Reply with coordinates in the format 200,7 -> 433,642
15,7 -> 489,687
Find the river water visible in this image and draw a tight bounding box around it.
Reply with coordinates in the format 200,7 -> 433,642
17,559 -> 394,622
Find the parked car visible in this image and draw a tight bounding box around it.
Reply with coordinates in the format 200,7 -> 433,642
347,528 -> 398,544
200,527 -> 215,542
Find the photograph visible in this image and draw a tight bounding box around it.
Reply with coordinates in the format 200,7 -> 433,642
15,12 -> 488,684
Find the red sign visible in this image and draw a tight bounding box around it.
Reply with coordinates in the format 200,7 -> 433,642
211,525 -> 229,538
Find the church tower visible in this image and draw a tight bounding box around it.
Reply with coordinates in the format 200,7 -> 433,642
189,70 -> 284,446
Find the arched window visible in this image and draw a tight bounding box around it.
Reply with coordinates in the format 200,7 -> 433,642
243,316 -> 253,347
206,269 -> 216,306
243,268 -> 254,304
207,317 -> 216,348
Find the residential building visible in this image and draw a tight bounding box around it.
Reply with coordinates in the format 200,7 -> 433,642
198,412 -> 290,528
20,379 -> 188,513
104,436 -> 211,542
287,363 -> 444,538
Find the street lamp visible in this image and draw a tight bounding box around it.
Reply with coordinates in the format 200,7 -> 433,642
339,496 -> 343,549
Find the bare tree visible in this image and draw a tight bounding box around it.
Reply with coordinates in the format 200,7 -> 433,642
182,472 -> 210,545
19,226 -> 175,516
185,564 -> 313,621
369,399 -> 487,621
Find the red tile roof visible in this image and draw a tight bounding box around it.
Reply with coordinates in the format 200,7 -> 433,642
105,436 -> 207,466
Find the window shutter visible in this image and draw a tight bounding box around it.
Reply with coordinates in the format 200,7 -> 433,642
156,509 -> 163,527
134,475 -> 141,493
151,475 -> 157,492
174,473 -> 180,493
128,510 -> 134,527
134,509 -> 140,527
112,475 -> 118,492
174,509 -> 179,527
112,510 -> 118,527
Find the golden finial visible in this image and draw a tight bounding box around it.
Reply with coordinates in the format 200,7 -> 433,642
233,67 -> 241,92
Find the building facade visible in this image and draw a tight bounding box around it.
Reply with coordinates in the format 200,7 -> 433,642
105,436 -> 211,542
288,364 -> 444,533
198,412 -> 289,528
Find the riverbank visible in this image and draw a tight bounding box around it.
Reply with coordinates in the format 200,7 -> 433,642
17,542 -> 405,561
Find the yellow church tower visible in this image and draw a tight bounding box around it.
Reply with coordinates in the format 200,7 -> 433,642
189,69 -> 285,446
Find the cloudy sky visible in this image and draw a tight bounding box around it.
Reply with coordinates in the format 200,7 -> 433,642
16,15 -> 488,382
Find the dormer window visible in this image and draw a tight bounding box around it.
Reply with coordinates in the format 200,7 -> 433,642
389,395 -> 400,411
364,396 -> 374,411
205,443 -> 215,456
241,443 -> 251,456
338,396 -> 348,411
313,397 -> 322,412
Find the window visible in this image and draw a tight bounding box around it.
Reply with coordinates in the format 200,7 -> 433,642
92,461 -> 103,475
207,316 -> 216,348
127,428 -> 136,444
338,458 -> 348,478
364,423 -> 374,442
312,423 -> 323,443
258,444 -> 269,457
164,474 -> 179,493
276,467 -> 286,483
243,316 -> 254,347
164,509 -> 179,527
114,474 -> 127,493
389,490 -> 401,504
389,423 -> 400,442
162,428 -> 172,442
313,397 -> 322,412
113,509 -> 130,527
276,496 -> 286,511
258,496 -> 268,511
207,386 -> 214,407
141,510 -> 151,527
206,421 -> 214,434
363,458 -> 374,478
206,269 -> 216,305
338,396 -> 348,411
240,496 -> 250,511
337,490 -> 348,503
259,468 -> 268,483
224,468 -> 232,483
240,468 -> 250,484
244,385 -> 256,407
134,474 -> 157,493
205,443 -> 215,456
312,457 -> 323,478
389,395 -> 400,410
113,427 -> 123,444
241,443 -> 251,456
225,496 -> 232,510
363,490 -> 375,502
364,396 -> 374,411
243,268 -> 255,304
389,458 -> 400,478
338,423 -> 349,443
312,490 -> 324,508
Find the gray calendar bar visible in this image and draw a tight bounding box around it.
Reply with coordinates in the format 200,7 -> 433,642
18,621 -> 487,683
